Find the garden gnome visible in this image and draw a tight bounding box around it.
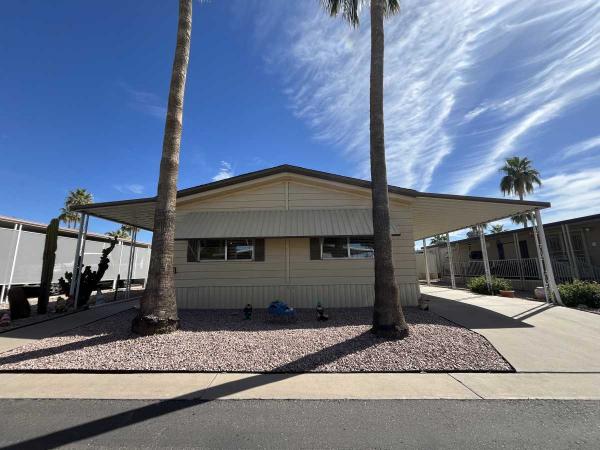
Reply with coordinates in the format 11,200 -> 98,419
316,302 -> 329,321
55,297 -> 66,313
0,312 -> 10,327
243,304 -> 253,320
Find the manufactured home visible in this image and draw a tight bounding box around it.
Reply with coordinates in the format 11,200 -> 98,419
74,165 -> 551,308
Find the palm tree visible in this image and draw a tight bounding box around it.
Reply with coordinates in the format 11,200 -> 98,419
321,0 -> 408,338
500,156 -> 541,228
466,223 -> 487,238
489,224 -> 504,234
429,234 -> 448,245
106,225 -> 133,239
132,0 -> 192,335
59,188 -> 93,228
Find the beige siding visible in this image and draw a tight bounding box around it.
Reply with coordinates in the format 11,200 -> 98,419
178,182 -> 286,212
173,177 -> 418,308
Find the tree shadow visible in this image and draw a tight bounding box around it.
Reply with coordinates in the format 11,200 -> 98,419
427,297 -> 534,329
2,331 -> 385,449
0,333 -> 137,368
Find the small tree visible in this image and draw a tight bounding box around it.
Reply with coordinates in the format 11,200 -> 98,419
429,234 -> 448,245
489,224 -> 504,234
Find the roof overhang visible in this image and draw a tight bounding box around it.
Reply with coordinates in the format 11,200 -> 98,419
73,165 -> 551,239
175,209 -> 402,239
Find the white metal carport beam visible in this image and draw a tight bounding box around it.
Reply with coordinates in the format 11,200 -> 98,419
422,239 -> 431,286
1,224 -> 23,302
535,210 -> 564,306
479,224 -> 493,292
446,233 -> 456,289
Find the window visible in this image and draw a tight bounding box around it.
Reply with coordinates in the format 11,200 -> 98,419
519,240 -> 529,259
470,250 -> 483,260
187,239 -> 256,262
496,241 -> 505,260
227,239 -> 254,260
321,237 -> 374,259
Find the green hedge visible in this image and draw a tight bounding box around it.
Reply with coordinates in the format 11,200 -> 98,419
467,276 -> 512,295
558,280 -> 600,308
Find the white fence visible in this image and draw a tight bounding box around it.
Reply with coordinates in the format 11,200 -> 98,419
441,257 -> 600,284
1,227 -> 150,302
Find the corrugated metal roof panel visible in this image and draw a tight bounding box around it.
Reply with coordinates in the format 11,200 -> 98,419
175,209 -> 402,238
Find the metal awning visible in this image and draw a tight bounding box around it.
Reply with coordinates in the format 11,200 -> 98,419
175,209 -> 402,238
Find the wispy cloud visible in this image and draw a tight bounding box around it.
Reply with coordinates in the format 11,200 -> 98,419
119,83 -> 166,119
564,135 -> 600,158
536,170 -> 600,223
114,184 -> 145,195
245,0 -> 600,199
212,161 -> 234,181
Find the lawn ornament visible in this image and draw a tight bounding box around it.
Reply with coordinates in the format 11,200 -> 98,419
316,302 -> 329,321
243,303 -> 253,320
267,300 -> 296,319
55,297 -> 66,313
0,312 -> 10,327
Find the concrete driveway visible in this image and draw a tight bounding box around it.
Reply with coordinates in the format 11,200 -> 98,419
421,285 -> 600,372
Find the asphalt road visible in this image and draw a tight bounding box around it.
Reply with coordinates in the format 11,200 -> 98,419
0,399 -> 599,449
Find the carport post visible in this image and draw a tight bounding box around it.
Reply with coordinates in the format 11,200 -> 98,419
72,214 -> 89,309
535,210 -> 563,306
113,240 -> 124,291
2,223 -> 23,302
422,239 -> 431,286
125,228 -> 138,299
446,233 -> 456,289
479,224 -> 492,292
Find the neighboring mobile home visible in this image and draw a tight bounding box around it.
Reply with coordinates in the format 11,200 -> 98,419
74,165 -> 549,308
420,213 -> 600,289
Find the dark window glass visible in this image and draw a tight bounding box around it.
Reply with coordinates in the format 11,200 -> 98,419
322,237 -> 348,259
519,240 -> 529,259
496,241 -> 505,260
470,250 -> 483,260
227,239 -> 254,260
199,239 -> 226,260
349,237 -> 374,258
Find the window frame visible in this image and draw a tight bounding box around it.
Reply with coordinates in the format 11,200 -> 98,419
320,236 -> 375,260
188,238 -> 255,262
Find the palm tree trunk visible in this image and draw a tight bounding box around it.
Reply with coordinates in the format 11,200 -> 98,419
519,192 -> 528,229
369,0 -> 408,338
132,0 -> 192,335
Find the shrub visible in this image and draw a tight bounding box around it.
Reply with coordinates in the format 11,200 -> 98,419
558,280 -> 600,308
467,276 -> 512,295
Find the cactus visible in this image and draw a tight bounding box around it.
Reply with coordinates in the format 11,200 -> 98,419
37,218 -> 59,314
59,237 -> 118,308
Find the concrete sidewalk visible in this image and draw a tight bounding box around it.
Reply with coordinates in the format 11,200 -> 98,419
0,299 -> 138,354
1,372 -> 600,400
421,285 -> 600,372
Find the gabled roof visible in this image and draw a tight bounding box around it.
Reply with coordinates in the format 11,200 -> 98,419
75,164 -> 550,211
73,164 -> 551,239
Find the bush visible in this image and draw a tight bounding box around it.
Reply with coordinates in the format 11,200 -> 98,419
467,276 -> 512,295
558,280 -> 600,308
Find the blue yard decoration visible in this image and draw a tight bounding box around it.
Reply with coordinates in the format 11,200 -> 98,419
267,300 -> 296,318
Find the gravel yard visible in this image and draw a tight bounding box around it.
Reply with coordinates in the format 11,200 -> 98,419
0,307 -> 512,372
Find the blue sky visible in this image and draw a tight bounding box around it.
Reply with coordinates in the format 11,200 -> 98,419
1,0 -> 599,243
